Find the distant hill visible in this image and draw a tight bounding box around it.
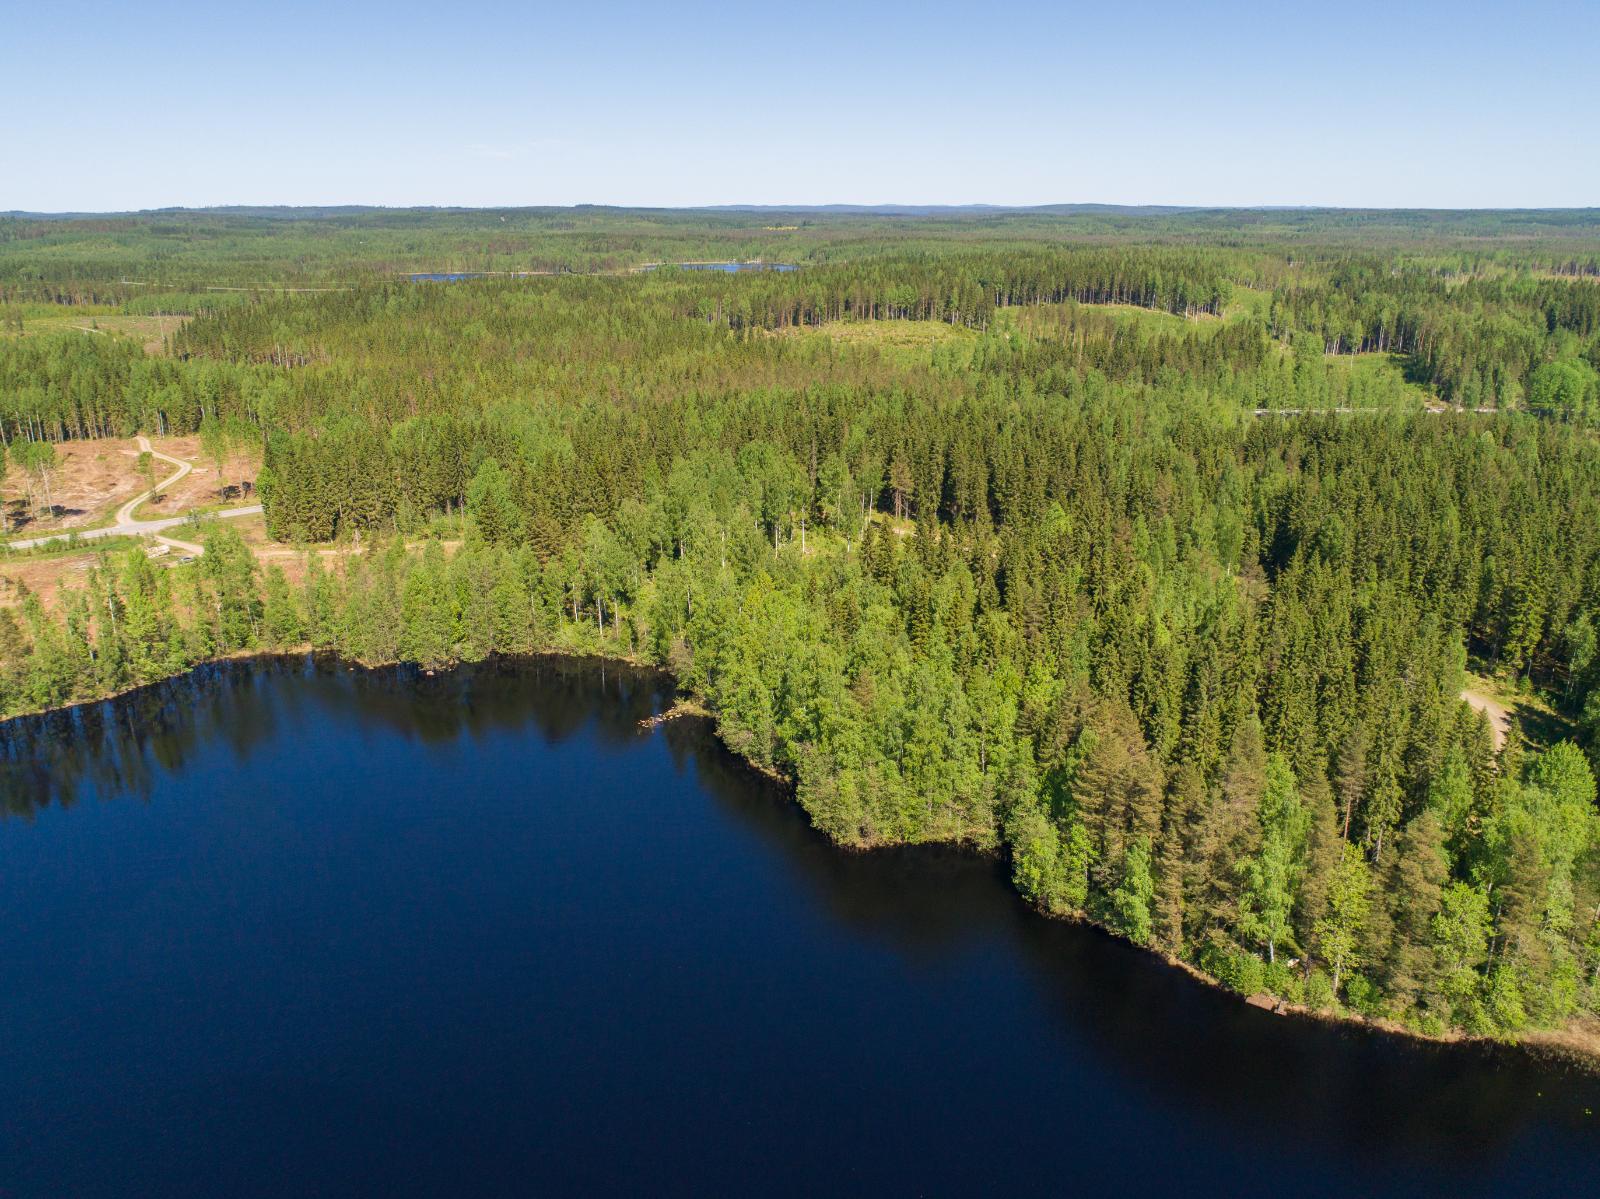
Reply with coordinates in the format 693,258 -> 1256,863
8,203 -> 1599,221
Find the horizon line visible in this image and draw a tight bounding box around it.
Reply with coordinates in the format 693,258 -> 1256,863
8,202 -> 1600,219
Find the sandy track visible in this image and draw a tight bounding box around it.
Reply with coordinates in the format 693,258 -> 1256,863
7,438 -> 260,555
1460,688 -> 1511,751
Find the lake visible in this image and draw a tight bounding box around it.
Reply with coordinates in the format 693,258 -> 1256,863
1,658 -> 1595,1197
642,261 -> 798,272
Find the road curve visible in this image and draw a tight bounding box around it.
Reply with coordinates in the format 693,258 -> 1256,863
6,437 -> 262,554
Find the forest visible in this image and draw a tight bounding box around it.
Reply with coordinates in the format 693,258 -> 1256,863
4,206 -> 1600,1046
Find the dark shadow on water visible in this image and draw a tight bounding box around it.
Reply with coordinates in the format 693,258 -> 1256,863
0,654 -> 672,818
662,706 -> 1600,1173
326,654 -> 670,748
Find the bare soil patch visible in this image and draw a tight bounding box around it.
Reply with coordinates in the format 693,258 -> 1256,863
134,437 -> 261,518
0,435 -> 250,537
0,549 -> 113,610
1459,672 -> 1574,752
2,439 -> 148,535
1460,687 -> 1512,752
1522,1015 -> 1600,1070
233,515 -> 359,587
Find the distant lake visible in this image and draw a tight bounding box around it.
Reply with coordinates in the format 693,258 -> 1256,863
1,658 -> 1596,1197
642,261 -> 798,272
406,272 -> 547,282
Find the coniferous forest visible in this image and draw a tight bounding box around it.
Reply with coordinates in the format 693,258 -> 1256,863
5,207 -> 1600,1046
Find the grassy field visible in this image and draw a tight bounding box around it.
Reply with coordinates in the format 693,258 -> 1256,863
1224,285 -> 1275,322
1326,351 -> 1437,409
777,318 -> 978,368
1017,299 -> 1212,337
0,304 -> 186,353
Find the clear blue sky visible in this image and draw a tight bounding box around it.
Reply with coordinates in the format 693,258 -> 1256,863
6,0 -> 1596,211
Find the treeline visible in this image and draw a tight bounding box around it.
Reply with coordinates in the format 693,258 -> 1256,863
1269,265 -> 1600,414
7,247 -> 1599,452
0,333 -> 285,441
6,206 -> 1600,300
658,248 -> 1250,328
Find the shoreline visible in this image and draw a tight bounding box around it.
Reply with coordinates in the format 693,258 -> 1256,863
8,644 -> 1600,1073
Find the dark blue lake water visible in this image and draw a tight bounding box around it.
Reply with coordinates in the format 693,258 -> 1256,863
643,261 -> 797,272
1,658 -> 1595,1197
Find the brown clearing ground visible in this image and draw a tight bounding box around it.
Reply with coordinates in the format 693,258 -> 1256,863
231,515 -> 342,588
132,438 -> 261,520
0,437 -> 265,609
244,522 -> 461,589
0,541 -> 200,613
1460,686 -> 1512,751
1522,1014 -> 1600,1068
3,439 -> 149,535
0,550 -> 110,610
0,510 -> 442,613
0,514 -> 339,612
1458,673 -> 1574,753
1,436 -> 248,535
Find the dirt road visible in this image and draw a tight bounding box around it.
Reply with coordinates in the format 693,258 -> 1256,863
6,437 -> 260,555
1460,687 -> 1512,752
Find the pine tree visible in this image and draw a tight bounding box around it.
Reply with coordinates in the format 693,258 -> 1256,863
1380,809 -> 1450,1013
1431,882 -> 1493,1028
1072,697 -> 1163,896
262,564 -> 305,648
1109,837 -> 1157,946
400,541 -> 457,667
1335,722 -> 1370,841
1194,716 -> 1266,948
